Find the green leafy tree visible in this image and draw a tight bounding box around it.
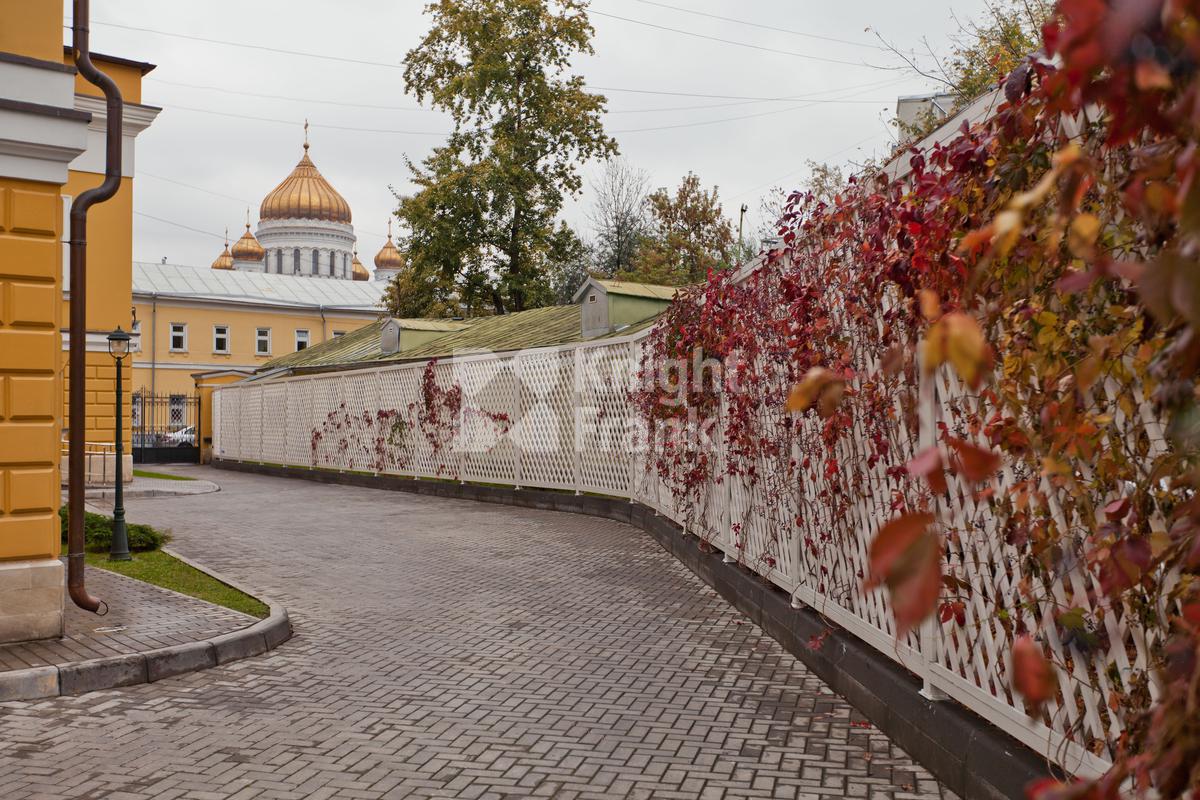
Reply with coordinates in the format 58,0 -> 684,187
387,150 -> 488,318
545,223 -> 594,304
620,172 -> 735,286
402,0 -> 617,314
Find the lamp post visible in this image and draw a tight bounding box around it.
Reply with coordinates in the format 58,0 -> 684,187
106,327 -> 132,562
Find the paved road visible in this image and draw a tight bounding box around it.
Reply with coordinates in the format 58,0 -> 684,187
0,468 -> 954,800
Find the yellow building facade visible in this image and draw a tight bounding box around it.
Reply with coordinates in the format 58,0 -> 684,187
125,135 -> 394,460
60,52 -> 157,473
131,272 -> 384,398
0,2 -> 154,642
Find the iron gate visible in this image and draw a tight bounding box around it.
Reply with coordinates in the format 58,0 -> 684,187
132,391 -> 200,463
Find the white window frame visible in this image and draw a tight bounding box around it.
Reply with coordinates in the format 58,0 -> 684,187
255,327 -> 272,356
212,324 -> 230,354
295,329 -> 310,351
169,323 -> 187,353
332,330 -> 346,338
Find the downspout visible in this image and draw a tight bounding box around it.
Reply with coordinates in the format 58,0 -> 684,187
67,0 -> 123,613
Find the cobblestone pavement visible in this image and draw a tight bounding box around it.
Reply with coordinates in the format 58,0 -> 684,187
0,565 -> 253,671
0,467 -> 956,800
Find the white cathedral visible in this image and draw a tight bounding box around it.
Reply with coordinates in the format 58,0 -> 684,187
210,132 -> 405,283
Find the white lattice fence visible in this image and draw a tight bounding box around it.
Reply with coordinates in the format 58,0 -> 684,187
211,324 -> 1156,778
925,350 -> 1170,776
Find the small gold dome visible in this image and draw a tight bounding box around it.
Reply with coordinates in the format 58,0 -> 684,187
211,238 -> 234,270
259,137 -> 352,224
351,250 -> 369,281
374,219 -> 405,271
230,219 -> 265,262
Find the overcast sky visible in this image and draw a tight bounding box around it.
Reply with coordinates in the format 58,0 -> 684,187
66,0 -> 990,271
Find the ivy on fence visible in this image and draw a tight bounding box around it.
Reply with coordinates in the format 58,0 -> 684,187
634,1 -> 1200,795
310,360 -> 510,477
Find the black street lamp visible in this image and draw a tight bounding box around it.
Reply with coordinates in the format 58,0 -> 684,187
106,327 -> 132,562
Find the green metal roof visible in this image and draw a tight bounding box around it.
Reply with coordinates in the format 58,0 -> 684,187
379,305 -> 586,361
259,300 -> 668,376
263,318 -> 389,370
393,318 -> 473,332
594,279 -> 679,300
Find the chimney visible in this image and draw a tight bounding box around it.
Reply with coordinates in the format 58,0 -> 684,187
380,319 -> 401,354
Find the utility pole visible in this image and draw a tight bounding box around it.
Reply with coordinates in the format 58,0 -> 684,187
738,203 -> 749,249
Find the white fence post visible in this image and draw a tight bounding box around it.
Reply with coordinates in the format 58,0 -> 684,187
282,380 -> 291,466
513,355 -> 524,490
918,355 -> 950,702
372,371 -> 382,475
572,346 -> 583,495
627,341 -> 638,501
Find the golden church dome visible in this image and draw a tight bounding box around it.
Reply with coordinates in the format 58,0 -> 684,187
259,139 -> 352,224
351,250 -> 369,281
374,219 -> 405,271
211,237 -> 234,270
230,217 -> 265,262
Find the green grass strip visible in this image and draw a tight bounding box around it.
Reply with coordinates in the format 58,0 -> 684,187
132,469 -> 196,481
85,550 -> 269,619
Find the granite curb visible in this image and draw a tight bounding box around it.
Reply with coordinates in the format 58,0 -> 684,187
0,549 -> 290,703
214,458 -> 1058,800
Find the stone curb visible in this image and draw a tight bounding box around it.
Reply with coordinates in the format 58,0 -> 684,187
214,458 -> 1059,800
0,549 -> 291,703
81,480 -> 221,502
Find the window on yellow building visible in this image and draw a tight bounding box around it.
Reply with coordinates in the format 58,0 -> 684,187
295,329 -> 310,351
256,328 -> 271,356
213,325 -> 230,354
333,331 -> 345,338
170,323 -> 187,352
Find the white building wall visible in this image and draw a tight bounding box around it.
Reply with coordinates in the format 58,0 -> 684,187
255,217 -> 357,281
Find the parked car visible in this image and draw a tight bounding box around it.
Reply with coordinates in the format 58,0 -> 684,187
164,426 -> 196,447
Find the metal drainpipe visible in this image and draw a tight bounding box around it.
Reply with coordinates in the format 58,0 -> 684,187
67,0 -> 124,613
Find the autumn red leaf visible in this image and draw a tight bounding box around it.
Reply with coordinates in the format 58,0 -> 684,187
938,600 -> 966,626
946,438 -> 1002,483
867,512 -> 942,637
1012,635 -> 1055,711
1102,497 -> 1130,520
923,312 -> 992,389
1098,537 -> 1152,597
958,224 -> 995,256
787,367 -> 846,418
918,289 -> 941,321
906,447 -> 948,493
1134,59 -> 1171,91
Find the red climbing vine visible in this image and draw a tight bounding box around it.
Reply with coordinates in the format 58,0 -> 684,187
310,359 -> 510,477
634,1 -> 1200,794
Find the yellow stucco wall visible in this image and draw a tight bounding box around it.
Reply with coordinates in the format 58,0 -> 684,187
69,55 -> 145,105
58,175 -> 136,450
131,299 -> 380,397
0,177 -> 64,561
0,0 -> 60,62
62,176 -> 134,333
